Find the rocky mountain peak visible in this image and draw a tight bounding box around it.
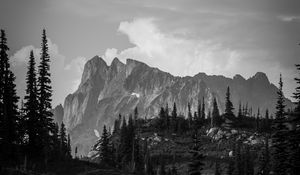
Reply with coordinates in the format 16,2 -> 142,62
233,74 -> 246,81
79,56 -> 108,87
110,57 -> 125,74
125,58 -> 148,77
250,72 -> 270,85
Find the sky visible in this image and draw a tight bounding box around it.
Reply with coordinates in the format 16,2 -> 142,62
0,0 -> 300,106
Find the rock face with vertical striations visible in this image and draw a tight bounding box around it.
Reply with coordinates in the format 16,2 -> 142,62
51,104 -> 64,125
56,56 -> 293,155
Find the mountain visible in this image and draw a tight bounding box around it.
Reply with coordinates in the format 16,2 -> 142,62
56,56 -> 293,156
52,104 -> 64,125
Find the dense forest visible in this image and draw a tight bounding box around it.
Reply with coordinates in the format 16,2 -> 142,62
0,29 -> 299,175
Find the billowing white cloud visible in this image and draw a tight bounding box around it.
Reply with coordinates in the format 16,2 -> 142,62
65,56 -> 88,92
103,18 -> 241,77
101,18 -> 297,99
11,38 -> 85,106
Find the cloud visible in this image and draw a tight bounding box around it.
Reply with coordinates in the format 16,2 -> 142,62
278,15 -> 300,22
64,56 -> 88,91
101,18 -> 298,100
10,38 -> 85,106
103,18 -> 241,77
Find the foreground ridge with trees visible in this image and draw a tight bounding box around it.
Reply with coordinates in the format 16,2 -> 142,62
89,64 -> 300,174
0,29 -> 74,174
0,28 -> 299,175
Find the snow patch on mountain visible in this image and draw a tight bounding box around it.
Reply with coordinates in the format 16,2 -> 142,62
94,129 -> 100,138
131,92 -> 140,98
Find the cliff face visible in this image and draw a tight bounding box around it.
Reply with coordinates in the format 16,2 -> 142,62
58,56 -> 293,155
52,104 -> 64,125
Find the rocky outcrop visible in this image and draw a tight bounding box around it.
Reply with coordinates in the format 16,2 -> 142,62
55,56 -> 293,156
52,104 -> 64,125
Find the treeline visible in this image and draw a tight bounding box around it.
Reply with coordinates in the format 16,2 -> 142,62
93,65 -> 300,175
0,29 -> 71,172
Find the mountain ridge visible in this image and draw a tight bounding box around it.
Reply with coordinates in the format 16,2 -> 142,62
53,55 -> 293,156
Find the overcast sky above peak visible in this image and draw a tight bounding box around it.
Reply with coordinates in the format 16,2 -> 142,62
1,0 -> 300,106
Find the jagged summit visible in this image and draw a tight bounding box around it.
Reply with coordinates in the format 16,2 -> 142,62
249,72 -> 270,84
110,57 -> 124,66
233,74 -> 246,81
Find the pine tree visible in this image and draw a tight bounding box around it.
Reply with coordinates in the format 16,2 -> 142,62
134,107 -> 138,125
133,134 -> 143,173
119,116 -> 128,166
24,50 -> 40,159
188,102 -> 193,129
59,122 -> 67,159
0,29 -> 20,164
238,102 -> 242,118
287,64 -> 300,174
201,97 -> 205,120
159,107 -> 166,130
197,99 -> 202,122
113,114 -> 122,134
127,115 -> 136,167
258,137 -> 270,175
51,123 -> 60,160
265,109 -> 270,132
271,74 -> 288,175
67,134 -> 71,158
188,133 -> 205,175
99,125 -> 110,164
164,103 -> 170,131
225,86 -> 234,116
211,98 -> 220,127
171,102 -> 177,132
37,29 -> 54,162
294,64 -> 300,112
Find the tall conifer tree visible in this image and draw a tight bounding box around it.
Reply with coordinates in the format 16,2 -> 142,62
211,98 -> 220,127
37,29 -> 54,150
24,50 -> 40,159
271,74 -> 288,175
0,30 -> 20,163
225,86 -> 234,116
201,97 -> 205,120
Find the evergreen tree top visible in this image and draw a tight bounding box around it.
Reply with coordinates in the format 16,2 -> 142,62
225,86 -> 234,116
275,74 -> 286,120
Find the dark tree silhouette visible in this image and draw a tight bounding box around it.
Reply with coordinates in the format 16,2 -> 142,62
99,125 -> 110,163
188,102 -> 193,129
271,74 -> 288,175
225,86 -> 234,116
0,29 -> 20,164
188,134 -> 205,175
197,99 -> 201,123
37,29 -> 55,163
294,64 -> 300,112
201,97 -> 205,121
24,50 -> 40,159
287,64 -> 300,174
238,102 -> 242,118
171,102 -> 177,132
258,137 -> 270,175
211,98 -> 220,127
